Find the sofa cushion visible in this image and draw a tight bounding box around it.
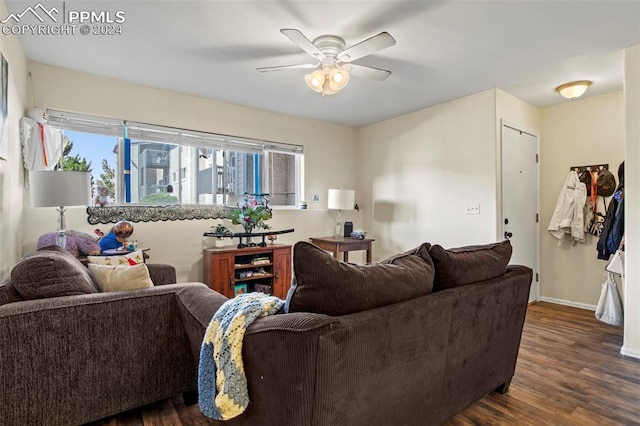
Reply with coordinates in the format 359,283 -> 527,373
87,250 -> 144,266
429,240 -> 512,291
286,241 -> 434,316
0,278 -> 23,306
11,245 -> 98,300
88,264 -> 154,292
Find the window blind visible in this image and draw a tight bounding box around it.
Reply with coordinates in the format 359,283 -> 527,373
46,110 -> 303,155
47,110 -> 125,137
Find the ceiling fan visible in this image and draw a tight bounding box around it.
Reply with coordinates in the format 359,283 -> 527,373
257,29 -> 396,96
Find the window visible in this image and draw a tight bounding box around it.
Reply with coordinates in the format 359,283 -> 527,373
47,110 -> 303,207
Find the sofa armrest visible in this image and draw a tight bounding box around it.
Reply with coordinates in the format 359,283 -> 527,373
0,282 -> 199,425
175,284 -> 229,368
146,263 -> 177,285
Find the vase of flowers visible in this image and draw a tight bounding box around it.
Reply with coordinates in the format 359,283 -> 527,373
230,193 -> 272,235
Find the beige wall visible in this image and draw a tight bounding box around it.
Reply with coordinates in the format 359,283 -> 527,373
23,62 -> 361,281
0,3 -> 27,280
357,90 -> 498,260
622,44 -> 640,358
539,92 -> 625,307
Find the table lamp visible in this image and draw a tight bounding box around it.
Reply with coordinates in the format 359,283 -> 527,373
327,188 -> 355,238
30,170 -> 91,249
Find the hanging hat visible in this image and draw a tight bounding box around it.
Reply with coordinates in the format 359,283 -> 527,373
596,169 -> 617,197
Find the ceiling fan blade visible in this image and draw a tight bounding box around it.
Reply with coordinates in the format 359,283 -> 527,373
344,64 -> 392,81
280,29 -> 326,61
257,62 -> 319,73
336,32 -> 396,62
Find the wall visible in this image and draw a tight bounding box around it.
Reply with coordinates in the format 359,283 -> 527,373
622,44 -> 640,358
539,92 -> 625,308
0,2 -> 27,280
357,90 -> 498,260
23,62 -> 361,282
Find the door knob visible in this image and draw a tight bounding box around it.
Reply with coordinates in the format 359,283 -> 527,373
504,231 -> 513,239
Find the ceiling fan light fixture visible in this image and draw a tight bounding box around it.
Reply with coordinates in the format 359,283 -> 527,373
555,80 -> 592,100
305,69 -> 326,93
328,67 -> 349,91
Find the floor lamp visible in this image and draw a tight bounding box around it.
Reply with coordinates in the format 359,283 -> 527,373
328,189 -> 355,238
30,170 -> 91,249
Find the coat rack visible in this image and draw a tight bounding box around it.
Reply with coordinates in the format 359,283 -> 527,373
570,164 -> 609,173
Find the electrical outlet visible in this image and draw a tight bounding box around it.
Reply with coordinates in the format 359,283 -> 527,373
313,194 -> 320,202
465,203 -> 480,215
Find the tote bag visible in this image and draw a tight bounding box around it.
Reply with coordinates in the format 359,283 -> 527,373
605,249 -> 624,276
595,273 -> 624,326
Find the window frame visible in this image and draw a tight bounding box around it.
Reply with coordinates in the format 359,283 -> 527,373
47,109 -> 304,208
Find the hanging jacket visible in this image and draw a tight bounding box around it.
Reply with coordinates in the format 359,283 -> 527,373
597,189 -> 624,260
20,117 -> 64,171
548,170 -> 587,244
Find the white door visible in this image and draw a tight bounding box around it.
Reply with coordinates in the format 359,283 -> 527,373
501,122 -> 539,302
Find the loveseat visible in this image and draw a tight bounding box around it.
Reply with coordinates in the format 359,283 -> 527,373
0,246 -> 202,425
177,240 -> 532,426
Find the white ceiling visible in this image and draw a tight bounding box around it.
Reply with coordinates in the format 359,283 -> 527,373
6,1 -> 640,128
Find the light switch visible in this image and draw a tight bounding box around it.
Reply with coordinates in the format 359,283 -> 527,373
465,203 -> 480,215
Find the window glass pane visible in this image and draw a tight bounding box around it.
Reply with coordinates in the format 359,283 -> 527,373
267,151 -> 297,206
128,139 -> 179,204
62,130 -> 118,206
227,151 -> 262,202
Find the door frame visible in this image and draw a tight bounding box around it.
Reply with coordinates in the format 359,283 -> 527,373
498,119 -> 541,302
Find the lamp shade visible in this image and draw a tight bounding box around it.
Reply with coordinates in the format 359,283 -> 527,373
30,170 -> 91,207
327,189 -> 355,210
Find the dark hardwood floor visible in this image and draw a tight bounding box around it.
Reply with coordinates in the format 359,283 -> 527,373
89,302 -> 640,425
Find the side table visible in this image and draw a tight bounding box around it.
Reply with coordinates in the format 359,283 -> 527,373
309,237 -> 375,264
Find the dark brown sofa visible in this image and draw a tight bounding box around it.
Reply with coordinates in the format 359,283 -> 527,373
0,248 -> 203,426
177,240 -> 532,426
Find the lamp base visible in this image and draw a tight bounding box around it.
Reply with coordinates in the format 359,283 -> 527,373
56,230 -> 67,249
56,206 -> 67,250
334,221 -> 342,239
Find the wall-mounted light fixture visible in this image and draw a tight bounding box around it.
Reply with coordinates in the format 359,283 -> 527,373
555,80 -> 592,100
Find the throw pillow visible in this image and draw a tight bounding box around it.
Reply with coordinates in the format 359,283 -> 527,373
37,231 -> 101,257
429,240 -> 512,291
285,241 -> 435,316
11,245 -> 98,300
0,278 -> 23,306
87,250 -> 144,266
88,264 -> 154,292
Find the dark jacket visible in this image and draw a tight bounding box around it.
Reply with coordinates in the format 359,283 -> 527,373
597,190 -> 624,260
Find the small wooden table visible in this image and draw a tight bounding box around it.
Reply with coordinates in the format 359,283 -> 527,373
309,237 -> 375,264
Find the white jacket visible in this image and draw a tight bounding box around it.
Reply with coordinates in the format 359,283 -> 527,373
547,170 -> 587,243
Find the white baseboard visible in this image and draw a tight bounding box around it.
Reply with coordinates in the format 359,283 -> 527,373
620,346 -> 640,360
538,296 -> 596,311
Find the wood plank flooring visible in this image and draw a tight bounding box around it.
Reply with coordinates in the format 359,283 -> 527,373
88,302 -> 640,425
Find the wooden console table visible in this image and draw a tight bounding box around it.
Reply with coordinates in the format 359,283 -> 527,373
309,237 -> 375,264
203,244 -> 292,299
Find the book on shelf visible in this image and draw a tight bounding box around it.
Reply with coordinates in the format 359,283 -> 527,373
237,271 -> 253,279
234,283 -> 248,296
251,267 -> 269,276
251,256 -> 270,265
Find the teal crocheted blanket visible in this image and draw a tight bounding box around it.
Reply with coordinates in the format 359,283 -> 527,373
198,292 -> 284,420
